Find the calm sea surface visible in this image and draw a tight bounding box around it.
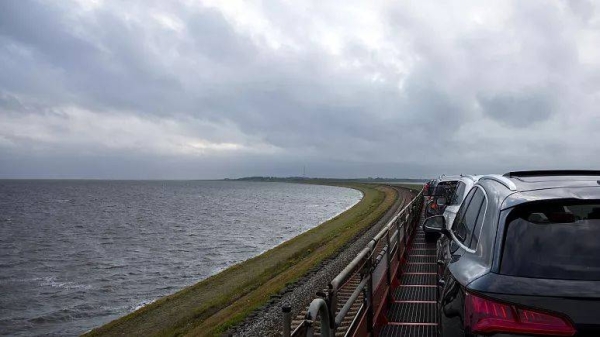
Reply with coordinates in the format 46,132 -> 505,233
0,180 -> 362,336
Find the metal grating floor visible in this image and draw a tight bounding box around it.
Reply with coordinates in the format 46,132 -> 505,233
387,302 -> 438,323
381,213 -> 439,337
379,325 -> 438,337
394,286 -> 436,301
406,255 -> 436,264
399,273 -> 436,285
402,263 -> 436,273
410,248 -> 437,254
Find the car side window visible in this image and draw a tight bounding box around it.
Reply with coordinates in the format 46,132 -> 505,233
449,182 -> 466,205
449,188 -> 476,253
469,193 -> 487,250
451,188 -> 476,229
452,188 -> 485,245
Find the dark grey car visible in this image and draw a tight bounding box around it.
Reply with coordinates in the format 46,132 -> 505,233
424,170 -> 600,337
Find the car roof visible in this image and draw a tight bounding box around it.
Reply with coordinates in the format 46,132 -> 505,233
478,171 -> 600,210
437,175 -> 461,182
458,175 -> 480,183
437,174 -> 476,182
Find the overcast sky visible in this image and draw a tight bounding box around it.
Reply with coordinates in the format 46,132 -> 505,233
1,0 -> 599,179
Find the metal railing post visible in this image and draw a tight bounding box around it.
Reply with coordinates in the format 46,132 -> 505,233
282,305 -> 291,337
305,298 -> 332,337
396,218 -> 402,260
385,229 -> 392,288
366,242 -> 375,335
386,228 -> 395,306
361,284 -> 370,336
403,213 -> 408,248
412,203 -> 417,228
327,284 -> 337,333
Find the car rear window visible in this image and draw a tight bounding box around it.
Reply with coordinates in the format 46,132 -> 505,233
433,181 -> 458,197
500,200 -> 600,281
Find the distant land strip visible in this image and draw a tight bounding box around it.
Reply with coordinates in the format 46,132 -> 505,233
228,176 -> 428,183
84,181 -> 409,337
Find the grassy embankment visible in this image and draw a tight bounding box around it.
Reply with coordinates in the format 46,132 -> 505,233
390,183 -> 424,193
85,182 -> 399,337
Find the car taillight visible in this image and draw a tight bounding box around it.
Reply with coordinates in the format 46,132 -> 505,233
464,292 -> 575,336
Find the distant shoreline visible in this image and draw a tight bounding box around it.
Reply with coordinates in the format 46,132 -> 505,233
228,176 -> 428,183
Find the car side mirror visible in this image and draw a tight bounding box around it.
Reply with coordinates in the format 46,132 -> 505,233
436,197 -> 446,206
423,215 -> 450,237
423,215 -> 445,232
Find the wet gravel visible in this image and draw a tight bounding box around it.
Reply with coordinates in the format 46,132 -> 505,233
228,186 -> 415,337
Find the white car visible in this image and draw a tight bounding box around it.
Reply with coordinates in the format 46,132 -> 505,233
442,175 -> 480,227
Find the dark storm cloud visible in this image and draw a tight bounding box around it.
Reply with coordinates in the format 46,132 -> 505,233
1,0 -> 232,115
1,0 -> 600,179
477,91 -> 556,127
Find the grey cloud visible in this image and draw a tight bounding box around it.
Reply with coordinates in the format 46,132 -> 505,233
1,0 -> 600,179
568,0 -> 595,23
477,91 -> 556,127
0,92 -> 25,111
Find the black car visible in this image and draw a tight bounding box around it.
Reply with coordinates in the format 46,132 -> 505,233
423,171 -> 600,337
425,177 -> 460,217
424,177 -> 460,242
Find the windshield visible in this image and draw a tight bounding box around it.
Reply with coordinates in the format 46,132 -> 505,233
500,200 -> 600,281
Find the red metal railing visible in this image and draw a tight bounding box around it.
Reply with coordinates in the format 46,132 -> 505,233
284,188 -> 424,337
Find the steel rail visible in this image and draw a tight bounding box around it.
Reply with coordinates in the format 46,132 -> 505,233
335,277 -> 369,327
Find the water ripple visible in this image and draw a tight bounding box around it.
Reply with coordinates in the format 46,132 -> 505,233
0,180 -> 361,336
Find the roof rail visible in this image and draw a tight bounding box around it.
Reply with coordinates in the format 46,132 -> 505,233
504,170 -> 600,178
479,175 -> 517,191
